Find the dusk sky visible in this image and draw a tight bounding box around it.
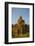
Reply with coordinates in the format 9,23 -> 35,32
12,8 -> 29,24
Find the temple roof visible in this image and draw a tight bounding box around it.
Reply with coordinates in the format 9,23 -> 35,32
17,16 -> 25,24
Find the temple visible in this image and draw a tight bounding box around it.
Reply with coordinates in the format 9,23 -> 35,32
12,16 -> 29,38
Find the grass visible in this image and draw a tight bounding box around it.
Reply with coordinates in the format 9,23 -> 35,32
12,32 -> 29,38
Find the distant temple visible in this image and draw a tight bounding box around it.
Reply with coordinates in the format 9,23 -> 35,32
12,16 -> 29,38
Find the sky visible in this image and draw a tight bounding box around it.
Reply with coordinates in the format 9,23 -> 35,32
12,8 -> 29,24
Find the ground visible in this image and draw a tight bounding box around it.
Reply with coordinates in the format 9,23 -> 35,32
12,32 -> 29,38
